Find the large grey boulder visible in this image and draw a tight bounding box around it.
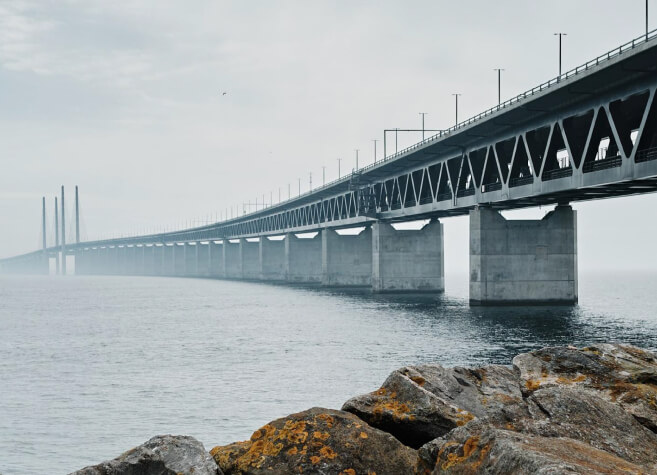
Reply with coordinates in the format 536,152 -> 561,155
209,407 -> 416,475
342,364 -> 522,448
71,434 -> 220,475
420,424 -> 646,474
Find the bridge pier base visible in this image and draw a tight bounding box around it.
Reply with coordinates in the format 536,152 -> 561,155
321,228 -> 372,287
469,205 -> 578,305
372,220 -> 444,293
260,237 -> 285,281
285,233 -> 322,283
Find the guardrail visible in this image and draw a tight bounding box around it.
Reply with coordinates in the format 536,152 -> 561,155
543,167 -> 574,181
583,155 -> 622,173
635,146 -> 657,163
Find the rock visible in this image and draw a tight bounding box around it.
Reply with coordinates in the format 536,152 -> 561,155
71,434 -> 220,475
209,407 -> 416,475
513,344 -> 657,431
522,387 -> 657,469
424,425 -> 646,474
342,364 -> 522,448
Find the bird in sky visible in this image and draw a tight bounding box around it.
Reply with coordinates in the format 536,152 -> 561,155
221,91 -> 227,95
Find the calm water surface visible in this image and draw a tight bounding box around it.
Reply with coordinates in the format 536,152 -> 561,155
1,272 -> 657,474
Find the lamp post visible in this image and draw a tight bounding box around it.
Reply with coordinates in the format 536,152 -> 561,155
309,172 -> 312,191
337,158 -> 342,178
493,69 -> 504,105
647,0 -> 650,40
372,139 -> 378,163
322,166 -> 326,186
355,149 -> 359,171
452,94 -> 461,125
419,112 -> 428,140
554,33 -> 567,78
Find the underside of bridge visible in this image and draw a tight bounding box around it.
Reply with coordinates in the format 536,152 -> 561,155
3,30 -> 657,305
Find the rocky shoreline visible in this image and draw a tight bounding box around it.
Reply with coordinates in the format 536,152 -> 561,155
72,344 -> 657,474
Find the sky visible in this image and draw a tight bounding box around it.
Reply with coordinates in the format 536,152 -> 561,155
1,0 -> 656,272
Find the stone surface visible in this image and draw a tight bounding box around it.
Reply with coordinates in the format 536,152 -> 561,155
342,363 -> 522,448
513,343 -> 657,431
210,407 -> 416,475
71,434 -> 220,475
421,425 -> 645,474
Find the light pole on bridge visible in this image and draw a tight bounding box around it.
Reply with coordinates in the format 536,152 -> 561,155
372,139 -> 378,163
322,166 -> 326,186
554,32 -> 567,78
452,94 -> 461,125
419,112 -> 428,140
493,69 -> 504,106
355,149 -> 359,171
337,158 -> 342,179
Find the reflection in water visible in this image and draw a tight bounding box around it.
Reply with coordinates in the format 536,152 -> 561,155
0,273 -> 656,474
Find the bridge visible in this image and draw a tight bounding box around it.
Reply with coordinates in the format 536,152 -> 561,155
4,30 -> 657,305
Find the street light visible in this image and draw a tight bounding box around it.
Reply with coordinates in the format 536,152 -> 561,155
647,0 -> 650,40
554,33 -> 567,78
337,158 -> 342,178
452,94 -> 461,125
322,166 -> 326,186
355,149 -> 359,171
493,69 -> 504,105
419,112 -> 428,140
372,139 -> 378,163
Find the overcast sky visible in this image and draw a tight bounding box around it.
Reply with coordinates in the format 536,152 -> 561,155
1,0 -> 656,273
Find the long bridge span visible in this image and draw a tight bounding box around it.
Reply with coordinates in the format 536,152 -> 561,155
4,30 -> 657,304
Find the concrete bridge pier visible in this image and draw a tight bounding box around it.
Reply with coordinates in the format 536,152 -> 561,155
196,242 -> 210,276
372,220 -> 444,292
208,241 -> 224,277
183,243 -> 197,276
224,240 -> 241,279
321,227 -> 372,287
162,244 -> 175,276
240,238 -> 260,280
285,233 -> 322,283
469,205 -> 578,305
260,237 -> 285,281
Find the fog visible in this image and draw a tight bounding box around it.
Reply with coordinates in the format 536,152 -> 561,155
1,0 -> 656,272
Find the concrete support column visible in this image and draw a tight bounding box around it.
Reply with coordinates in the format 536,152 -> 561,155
163,244 -> 175,276
284,233 -> 322,283
209,241 -> 225,277
174,243 -> 185,276
183,243 -> 197,276
196,242 -> 209,276
240,238 -> 260,280
321,227 -> 372,287
372,220 -> 444,292
469,205 -> 578,305
224,240 -> 241,278
260,237 -> 285,281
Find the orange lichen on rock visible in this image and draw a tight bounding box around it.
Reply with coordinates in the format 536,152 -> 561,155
410,375 -> 426,386
525,379 -> 542,391
316,413 -> 335,428
439,436 -> 491,471
359,432 -> 368,439
312,431 -> 330,441
556,374 -> 587,385
310,455 -> 321,464
319,446 -> 337,459
371,398 -> 414,421
374,388 -> 387,396
341,469 -> 356,475
455,409 -> 475,426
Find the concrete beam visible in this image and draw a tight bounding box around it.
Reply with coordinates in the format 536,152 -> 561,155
469,205 -> 577,305
372,220 -> 444,292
